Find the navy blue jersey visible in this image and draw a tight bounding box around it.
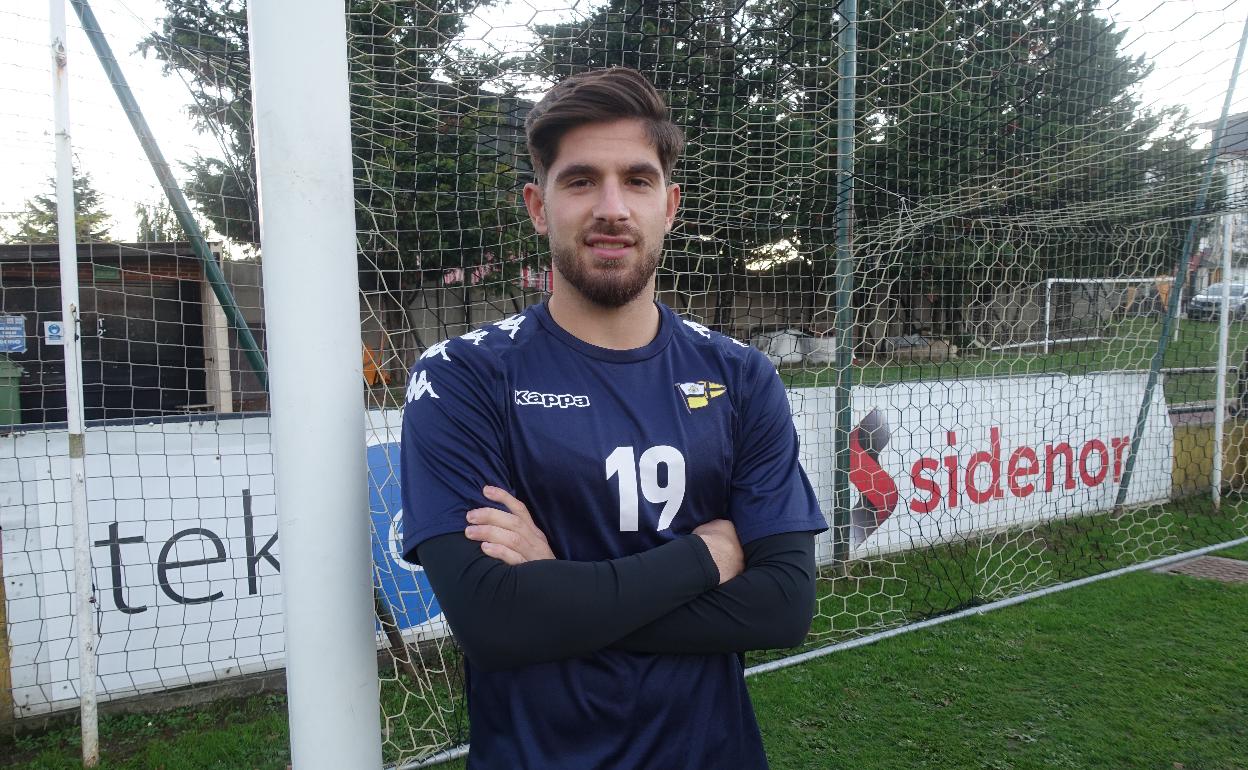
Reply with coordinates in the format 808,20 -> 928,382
400,301 -> 826,769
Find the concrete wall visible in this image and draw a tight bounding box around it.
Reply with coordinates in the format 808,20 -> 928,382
1172,417 -> 1248,497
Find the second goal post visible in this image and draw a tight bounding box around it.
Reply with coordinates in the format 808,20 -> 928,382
1042,277 -> 1170,354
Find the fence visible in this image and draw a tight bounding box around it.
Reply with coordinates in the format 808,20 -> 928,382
4,0 -> 1248,767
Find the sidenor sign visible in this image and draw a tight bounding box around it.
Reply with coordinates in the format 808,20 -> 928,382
789,372 -> 1174,555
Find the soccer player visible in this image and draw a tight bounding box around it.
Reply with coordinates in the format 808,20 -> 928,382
400,67 -> 827,769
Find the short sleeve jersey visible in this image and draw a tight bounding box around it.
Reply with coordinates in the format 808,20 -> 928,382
400,301 -> 826,770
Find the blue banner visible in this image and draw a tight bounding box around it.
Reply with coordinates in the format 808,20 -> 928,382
368,442 -> 442,631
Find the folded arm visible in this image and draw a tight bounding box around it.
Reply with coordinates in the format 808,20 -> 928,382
415,531 -> 719,671
611,530 -> 818,654
443,488 -> 816,661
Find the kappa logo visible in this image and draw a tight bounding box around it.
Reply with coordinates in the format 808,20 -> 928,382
420,340 -> 451,362
495,314 -> 526,340
515,390 -> 591,408
405,370 -> 439,403
676,381 -> 727,410
682,320 -> 712,339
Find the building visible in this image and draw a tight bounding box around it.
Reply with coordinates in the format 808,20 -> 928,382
0,241 -> 262,425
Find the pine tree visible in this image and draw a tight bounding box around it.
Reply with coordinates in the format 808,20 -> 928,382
7,171 -> 113,244
135,203 -> 187,242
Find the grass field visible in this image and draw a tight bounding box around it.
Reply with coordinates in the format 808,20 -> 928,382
752,550 -> 1248,770
781,316 -> 1248,405
381,317 -> 1247,408
4,533 -> 1245,769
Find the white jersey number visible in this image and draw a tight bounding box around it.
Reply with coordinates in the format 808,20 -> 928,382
605,445 -> 687,532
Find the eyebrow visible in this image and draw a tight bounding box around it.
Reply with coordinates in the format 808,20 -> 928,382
623,162 -> 663,180
552,161 -> 664,185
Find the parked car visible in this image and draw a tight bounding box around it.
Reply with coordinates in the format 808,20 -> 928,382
1187,282 -> 1248,321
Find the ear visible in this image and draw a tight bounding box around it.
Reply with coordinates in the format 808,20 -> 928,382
664,183 -> 681,233
523,182 -> 548,235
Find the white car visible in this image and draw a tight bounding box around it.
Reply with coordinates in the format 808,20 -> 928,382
1187,283 -> 1248,321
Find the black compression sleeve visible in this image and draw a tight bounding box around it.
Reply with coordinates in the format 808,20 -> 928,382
415,532 -> 720,671
610,531 -> 817,655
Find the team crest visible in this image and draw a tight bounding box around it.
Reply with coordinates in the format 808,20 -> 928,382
676,380 -> 726,410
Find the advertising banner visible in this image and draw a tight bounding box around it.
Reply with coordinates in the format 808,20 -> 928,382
0,315 -> 26,353
2,373 -> 1173,715
790,373 -> 1174,559
0,410 -> 445,717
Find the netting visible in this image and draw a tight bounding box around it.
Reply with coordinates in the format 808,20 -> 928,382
0,0 -> 274,723
5,0 -> 1248,766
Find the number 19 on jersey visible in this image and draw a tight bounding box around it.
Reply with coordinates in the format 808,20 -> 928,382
605,445 -> 687,532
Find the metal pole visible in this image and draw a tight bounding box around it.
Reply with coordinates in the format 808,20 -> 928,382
68,0 -> 268,389
1115,12 -> 1248,512
1044,278 -> 1052,354
1214,214 -> 1233,510
48,1 -> 97,764
246,2 -> 382,768
832,0 -> 858,565
1174,285 -> 1183,343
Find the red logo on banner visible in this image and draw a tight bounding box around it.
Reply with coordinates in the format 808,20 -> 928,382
850,408 -> 899,528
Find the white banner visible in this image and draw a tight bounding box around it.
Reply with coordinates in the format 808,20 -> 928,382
791,373 -> 1174,559
0,409 -> 446,717
2,373 -> 1173,715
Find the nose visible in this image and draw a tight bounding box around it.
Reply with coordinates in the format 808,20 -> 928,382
592,179 -> 630,224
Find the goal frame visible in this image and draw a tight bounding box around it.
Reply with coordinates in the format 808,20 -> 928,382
1042,277 -> 1169,354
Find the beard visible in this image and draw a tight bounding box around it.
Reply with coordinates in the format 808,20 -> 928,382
550,225 -> 662,309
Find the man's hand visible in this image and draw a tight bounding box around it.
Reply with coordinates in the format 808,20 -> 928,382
693,519 -> 744,585
464,486 -> 556,565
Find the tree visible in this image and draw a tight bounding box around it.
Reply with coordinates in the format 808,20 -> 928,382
7,171 -> 113,243
523,0 -> 1210,344
144,0 -> 1211,348
135,203 -> 187,242
141,0 -> 530,353
852,0 -> 1209,343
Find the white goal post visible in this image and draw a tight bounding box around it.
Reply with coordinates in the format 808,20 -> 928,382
1042,277 -> 1169,354
247,2 -> 383,768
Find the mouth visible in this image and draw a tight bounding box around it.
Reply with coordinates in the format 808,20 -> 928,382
584,236 -> 635,260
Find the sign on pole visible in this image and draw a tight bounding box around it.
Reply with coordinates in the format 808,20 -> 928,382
44,320 -> 66,346
0,315 -> 26,353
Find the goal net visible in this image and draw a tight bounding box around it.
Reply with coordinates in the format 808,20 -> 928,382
4,0 -> 1248,766
1033,277 -> 1170,354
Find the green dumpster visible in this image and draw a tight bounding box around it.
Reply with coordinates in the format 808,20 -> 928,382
0,356 -> 22,427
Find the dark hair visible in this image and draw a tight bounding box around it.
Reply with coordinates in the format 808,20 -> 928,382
525,67 -> 685,184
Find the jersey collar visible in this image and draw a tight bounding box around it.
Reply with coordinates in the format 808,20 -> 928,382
530,300 -> 675,363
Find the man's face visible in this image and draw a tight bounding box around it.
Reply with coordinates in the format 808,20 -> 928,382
523,118 -> 680,308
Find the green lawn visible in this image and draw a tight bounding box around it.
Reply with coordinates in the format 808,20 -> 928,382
753,562 -> 1248,770
782,316 -> 1248,405
5,503 -> 1245,770
757,499 -> 1248,661
0,696 -> 291,770
6,551 -> 1245,770
1215,540 -> 1248,561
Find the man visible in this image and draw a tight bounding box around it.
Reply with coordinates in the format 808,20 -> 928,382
400,67 -> 827,769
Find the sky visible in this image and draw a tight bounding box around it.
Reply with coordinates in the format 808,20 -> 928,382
3,0 -> 1248,250
0,0 -> 218,241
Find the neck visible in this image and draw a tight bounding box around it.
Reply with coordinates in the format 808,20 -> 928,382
546,277 -> 660,350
